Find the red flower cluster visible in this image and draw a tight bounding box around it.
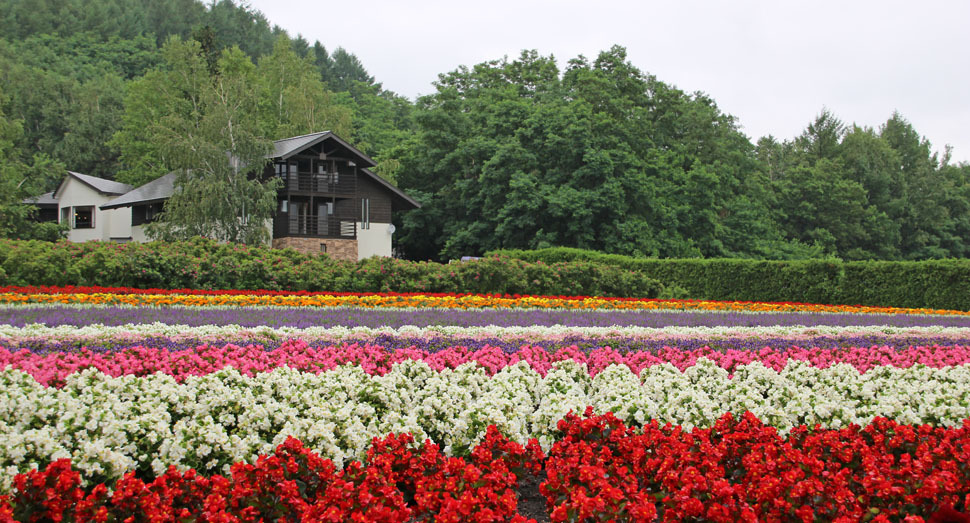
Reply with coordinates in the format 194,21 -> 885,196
543,408 -> 970,522
0,285 -> 609,301
0,427 -> 543,523
0,284 -> 744,305
4,414 -> 970,522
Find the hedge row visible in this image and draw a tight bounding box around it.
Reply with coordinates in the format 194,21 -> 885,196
0,239 -> 664,298
488,247 -> 970,311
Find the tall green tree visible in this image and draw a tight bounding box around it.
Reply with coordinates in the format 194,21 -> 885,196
880,112 -> 953,259
146,44 -> 277,245
765,111 -> 900,260
325,47 -> 377,92
203,0 -> 276,58
255,35 -> 352,140
111,36 -> 212,187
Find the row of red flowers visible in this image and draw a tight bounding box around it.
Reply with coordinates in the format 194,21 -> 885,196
545,409 -> 970,522
4,412 -> 970,522
1,426 -> 543,523
0,285 -> 626,301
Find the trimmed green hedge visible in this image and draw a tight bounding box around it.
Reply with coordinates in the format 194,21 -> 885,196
839,260 -> 970,311
488,247 -> 970,311
0,239 -> 663,298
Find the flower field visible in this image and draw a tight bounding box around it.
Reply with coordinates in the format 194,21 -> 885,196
2,287 -> 970,521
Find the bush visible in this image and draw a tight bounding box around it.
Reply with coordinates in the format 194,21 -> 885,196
489,247 -> 970,310
0,239 -> 664,298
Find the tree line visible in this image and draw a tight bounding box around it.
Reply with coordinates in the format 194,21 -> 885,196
0,0 -> 967,261
395,47 -> 970,261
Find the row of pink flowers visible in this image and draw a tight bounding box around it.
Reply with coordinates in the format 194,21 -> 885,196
4,341 -> 970,387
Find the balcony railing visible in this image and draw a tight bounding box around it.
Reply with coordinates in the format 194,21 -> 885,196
282,173 -> 355,196
285,214 -> 356,238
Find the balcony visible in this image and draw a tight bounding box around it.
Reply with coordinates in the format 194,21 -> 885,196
279,214 -> 356,239
282,172 -> 355,196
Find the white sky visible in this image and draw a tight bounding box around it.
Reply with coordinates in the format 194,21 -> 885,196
247,0 -> 970,163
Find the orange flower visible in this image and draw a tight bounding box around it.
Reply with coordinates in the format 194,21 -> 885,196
1,291 -> 968,316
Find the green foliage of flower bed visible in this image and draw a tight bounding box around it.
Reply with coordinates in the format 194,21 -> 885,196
0,239 -> 664,297
489,247 -> 970,310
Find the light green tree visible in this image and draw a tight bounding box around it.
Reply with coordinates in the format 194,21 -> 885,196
110,36 -> 212,187
255,35 -> 352,140
144,42 -> 278,245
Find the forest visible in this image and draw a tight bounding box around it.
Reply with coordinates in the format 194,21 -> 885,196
1,0 -> 967,262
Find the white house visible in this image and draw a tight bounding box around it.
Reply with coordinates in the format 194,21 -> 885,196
52,171 -> 134,243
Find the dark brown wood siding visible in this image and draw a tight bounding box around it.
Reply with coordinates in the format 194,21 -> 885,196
334,197 -> 356,218
356,174 -> 393,223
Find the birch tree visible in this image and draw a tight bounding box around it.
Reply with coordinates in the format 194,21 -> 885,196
145,41 -> 277,245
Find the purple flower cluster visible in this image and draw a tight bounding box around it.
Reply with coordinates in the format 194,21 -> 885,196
4,305 -> 970,330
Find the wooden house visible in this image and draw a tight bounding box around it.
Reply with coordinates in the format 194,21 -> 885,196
265,131 -> 420,259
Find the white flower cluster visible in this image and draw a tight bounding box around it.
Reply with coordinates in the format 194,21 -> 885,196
2,359 -> 969,490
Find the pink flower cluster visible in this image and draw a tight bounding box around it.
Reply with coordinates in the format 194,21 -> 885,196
3,342 -> 970,387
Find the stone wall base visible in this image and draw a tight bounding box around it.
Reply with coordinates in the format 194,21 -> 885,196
272,237 -> 358,261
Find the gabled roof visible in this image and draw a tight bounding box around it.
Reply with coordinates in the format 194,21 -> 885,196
55,171 -> 133,198
270,131 -> 378,167
100,172 -> 176,210
361,168 -> 421,210
23,191 -> 58,206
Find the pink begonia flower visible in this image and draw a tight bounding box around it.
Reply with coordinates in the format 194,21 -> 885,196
3,342 -> 970,386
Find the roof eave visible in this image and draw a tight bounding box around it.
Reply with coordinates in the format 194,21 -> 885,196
273,132 -> 378,168
61,171 -> 129,196
361,168 -> 421,210
100,197 -> 167,211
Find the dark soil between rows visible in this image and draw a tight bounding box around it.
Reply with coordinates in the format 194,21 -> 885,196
516,470 -> 550,522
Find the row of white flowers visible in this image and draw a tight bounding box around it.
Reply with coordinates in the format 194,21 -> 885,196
3,322 -> 968,343
2,358 -> 969,490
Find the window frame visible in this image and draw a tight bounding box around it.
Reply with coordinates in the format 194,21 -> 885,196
72,206 -> 95,229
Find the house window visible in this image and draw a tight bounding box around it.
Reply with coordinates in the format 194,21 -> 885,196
320,243 -> 327,253
145,202 -> 161,223
132,202 -> 163,226
361,198 -> 370,230
280,200 -> 288,213
288,163 -> 297,189
73,206 -> 94,229
317,162 -> 339,185
60,207 -> 70,226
